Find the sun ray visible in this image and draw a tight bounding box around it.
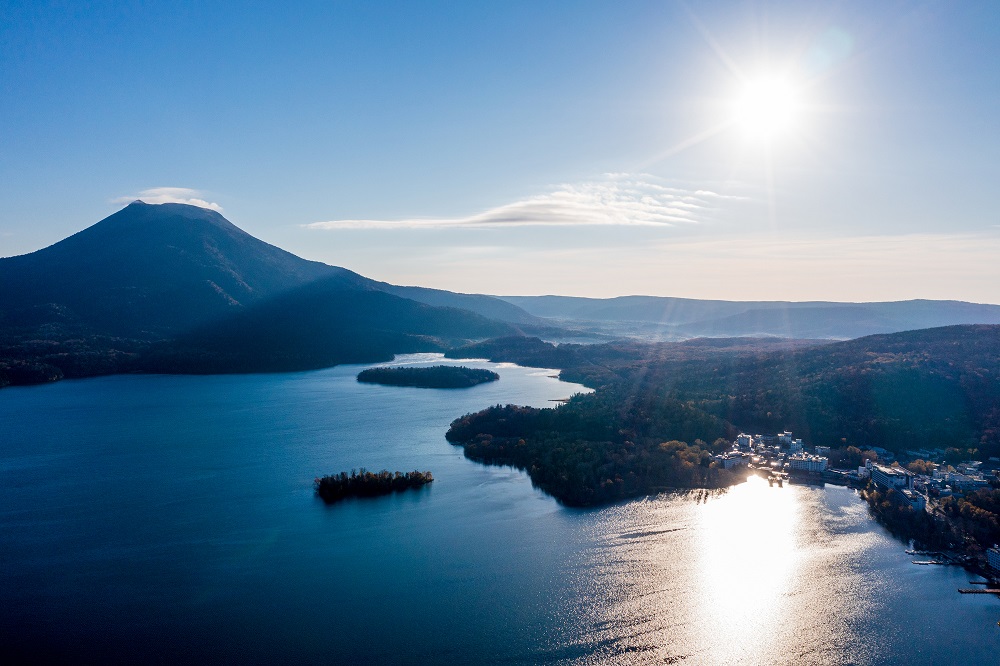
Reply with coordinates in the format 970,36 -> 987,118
635,120 -> 735,171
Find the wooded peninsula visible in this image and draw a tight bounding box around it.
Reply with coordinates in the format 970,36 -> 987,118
444,328 -> 1000,506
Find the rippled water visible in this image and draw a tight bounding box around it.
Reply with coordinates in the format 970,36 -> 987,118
2,354 -> 998,664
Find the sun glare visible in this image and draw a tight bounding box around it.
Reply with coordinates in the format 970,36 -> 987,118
732,76 -> 801,141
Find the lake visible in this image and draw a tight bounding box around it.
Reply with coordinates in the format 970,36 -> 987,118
2,354 -> 998,664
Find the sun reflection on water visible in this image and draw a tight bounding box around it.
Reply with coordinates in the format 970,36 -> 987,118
561,478 -> 994,665
695,475 -> 801,660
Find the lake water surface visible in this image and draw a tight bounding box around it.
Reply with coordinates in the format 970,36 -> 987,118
2,354 -> 998,664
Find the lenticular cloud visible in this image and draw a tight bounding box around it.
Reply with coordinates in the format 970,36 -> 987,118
112,188 -> 223,212
305,175 -> 733,230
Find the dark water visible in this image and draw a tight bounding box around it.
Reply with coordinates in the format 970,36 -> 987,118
1,354 -> 998,664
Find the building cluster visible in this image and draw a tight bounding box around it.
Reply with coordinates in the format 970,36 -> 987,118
934,461 -> 992,493
715,431 -> 829,476
883,459 -> 995,498
715,430 -> 998,507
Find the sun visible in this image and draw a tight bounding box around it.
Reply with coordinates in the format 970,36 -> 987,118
732,76 -> 801,141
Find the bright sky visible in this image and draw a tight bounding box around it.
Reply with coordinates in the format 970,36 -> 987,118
2,1 -> 998,303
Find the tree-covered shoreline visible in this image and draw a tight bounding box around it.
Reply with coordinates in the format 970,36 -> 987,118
861,483 -> 1000,560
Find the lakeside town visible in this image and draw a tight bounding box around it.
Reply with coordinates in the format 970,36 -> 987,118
714,431 -> 1000,584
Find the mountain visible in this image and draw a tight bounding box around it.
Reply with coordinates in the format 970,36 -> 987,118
145,280 -> 514,374
499,294 -> 1000,340
0,201 -> 540,339
0,202 -> 354,337
0,202 -> 532,386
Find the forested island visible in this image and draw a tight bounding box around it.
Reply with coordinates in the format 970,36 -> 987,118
357,365 -> 499,389
314,469 -> 434,503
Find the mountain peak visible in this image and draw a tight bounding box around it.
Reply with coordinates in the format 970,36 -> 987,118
0,200 -> 339,336
116,199 -> 224,218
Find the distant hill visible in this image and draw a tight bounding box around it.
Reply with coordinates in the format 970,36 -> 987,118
500,294 -> 1000,340
500,295 -> 751,324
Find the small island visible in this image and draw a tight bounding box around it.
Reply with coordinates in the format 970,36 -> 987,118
314,469 -> 434,504
357,365 -> 499,389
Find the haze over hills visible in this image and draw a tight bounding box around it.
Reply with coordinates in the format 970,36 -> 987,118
4,200 -> 1000,389
500,295 -> 1000,340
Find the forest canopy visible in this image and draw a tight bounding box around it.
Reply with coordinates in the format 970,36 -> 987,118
446,393 -> 738,506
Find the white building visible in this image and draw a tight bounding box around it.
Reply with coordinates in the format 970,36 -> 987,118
714,452 -> 751,469
736,433 -> 754,450
987,546 -> 1000,573
815,446 -> 831,457
900,489 -> 926,511
869,462 -> 913,490
788,453 -> 828,473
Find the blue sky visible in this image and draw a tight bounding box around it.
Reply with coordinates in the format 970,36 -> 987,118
2,1 -> 998,302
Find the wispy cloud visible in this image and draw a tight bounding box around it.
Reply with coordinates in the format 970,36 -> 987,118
305,175 -> 738,230
112,187 -> 223,211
